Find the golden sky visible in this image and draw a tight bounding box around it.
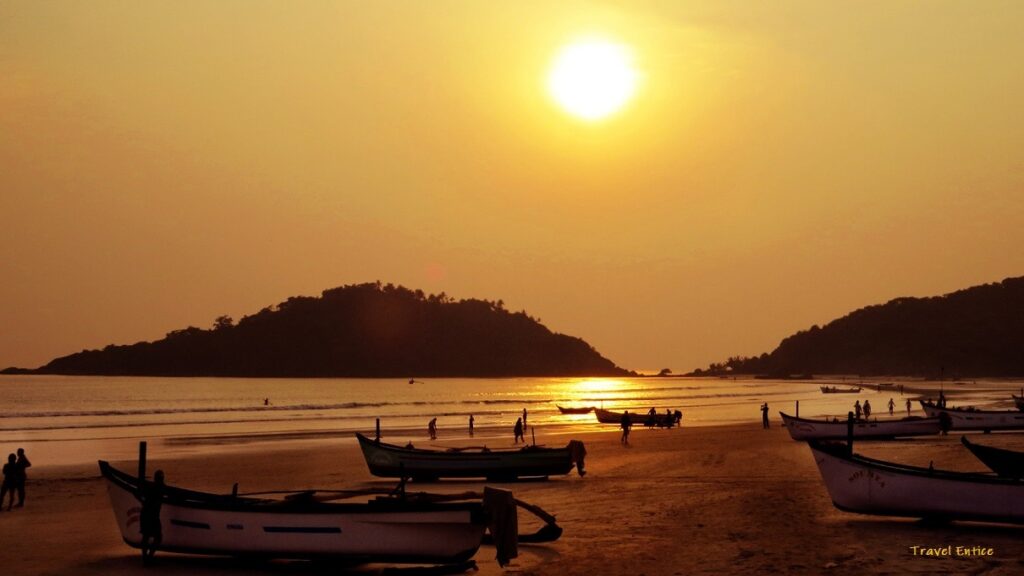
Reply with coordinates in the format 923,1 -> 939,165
2,1 -> 1022,372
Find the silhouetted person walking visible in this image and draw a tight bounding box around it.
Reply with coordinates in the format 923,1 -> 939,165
522,408 -> 528,429
888,398 -> 895,416
428,418 -> 437,440
854,400 -> 862,420
1,454 -> 15,511
140,469 -> 165,565
620,411 -> 631,444
513,418 -> 524,444
864,400 -> 872,419
469,414 -> 475,437
14,448 -> 29,508
906,398 -> 912,416
761,403 -> 769,428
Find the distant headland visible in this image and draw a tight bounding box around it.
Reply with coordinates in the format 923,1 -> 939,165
2,282 -> 631,378
690,276 -> 1024,378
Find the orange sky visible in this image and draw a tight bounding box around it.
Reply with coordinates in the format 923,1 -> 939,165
2,1 -> 1023,372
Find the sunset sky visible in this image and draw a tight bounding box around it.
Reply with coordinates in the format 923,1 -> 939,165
2,1 -> 1022,373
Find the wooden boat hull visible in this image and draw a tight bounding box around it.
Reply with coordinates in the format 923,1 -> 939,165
356,433 -> 580,480
919,401 -> 1024,431
962,437 -> 1024,478
99,461 -> 485,562
808,442 -> 1024,524
593,408 -> 673,427
780,412 -> 941,441
556,405 -> 593,415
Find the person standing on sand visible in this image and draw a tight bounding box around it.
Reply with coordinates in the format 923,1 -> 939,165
761,403 -> 770,429
428,418 -> 437,440
864,399 -> 872,419
140,469 -> 165,565
469,414 -> 475,437
854,400 -> 862,420
888,398 -> 895,416
1,454 -> 15,511
513,418 -> 524,444
906,398 -> 912,416
522,408 -> 528,429
620,411 -> 631,444
14,448 -> 30,508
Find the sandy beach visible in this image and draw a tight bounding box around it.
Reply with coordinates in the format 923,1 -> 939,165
2,422 -> 1023,576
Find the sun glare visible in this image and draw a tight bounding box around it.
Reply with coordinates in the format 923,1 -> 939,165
548,39 -> 638,121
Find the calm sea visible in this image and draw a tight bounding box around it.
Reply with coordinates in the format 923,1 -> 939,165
1,375 -> 1020,469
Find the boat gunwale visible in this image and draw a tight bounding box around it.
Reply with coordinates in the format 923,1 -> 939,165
99,460 -> 484,514
808,441 -> 1024,486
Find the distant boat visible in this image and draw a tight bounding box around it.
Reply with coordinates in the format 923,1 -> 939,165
779,412 -> 941,441
100,460 -> 488,564
1012,394 -> 1024,411
961,436 -> 1024,478
807,441 -> 1024,524
919,400 -> 1024,432
355,433 -> 586,481
593,408 -> 674,427
819,386 -> 862,394
556,405 -> 594,415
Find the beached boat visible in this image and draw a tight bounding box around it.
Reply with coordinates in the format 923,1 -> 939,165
780,412 -> 941,441
961,436 -> 1024,478
356,433 -> 586,481
919,400 -> 1024,432
556,405 -> 594,415
593,408 -> 674,427
808,441 -> 1024,524
100,460 -> 487,563
819,386 -> 861,394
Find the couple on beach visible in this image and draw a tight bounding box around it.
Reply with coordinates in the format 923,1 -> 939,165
1,448 -> 31,511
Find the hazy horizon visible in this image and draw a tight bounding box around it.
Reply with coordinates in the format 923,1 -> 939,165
3,1 -> 1023,373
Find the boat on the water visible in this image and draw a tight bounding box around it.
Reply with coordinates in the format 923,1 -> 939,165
807,441 -> 1024,524
780,412 -> 941,441
556,405 -> 594,415
593,408 -> 674,427
919,400 -> 1024,432
961,436 -> 1024,478
1012,394 -> 1024,411
819,386 -> 861,394
356,433 -> 586,481
100,460 -> 516,564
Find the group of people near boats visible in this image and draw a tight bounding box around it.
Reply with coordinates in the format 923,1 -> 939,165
0,447 -> 30,511
850,398 -> 914,419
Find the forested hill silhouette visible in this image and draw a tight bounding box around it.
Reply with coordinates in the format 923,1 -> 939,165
6,283 -> 630,378
691,276 -> 1024,378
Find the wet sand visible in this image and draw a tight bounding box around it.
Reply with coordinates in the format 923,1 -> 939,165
2,422 -> 1024,576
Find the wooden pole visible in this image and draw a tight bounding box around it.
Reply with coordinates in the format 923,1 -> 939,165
531,426 -> 536,446
138,441 -> 147,483
846,412 -> 855,456
375,418 -> 381,442
796,400 -> 799,418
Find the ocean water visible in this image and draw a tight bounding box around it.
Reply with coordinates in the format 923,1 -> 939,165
1,374 -> 1021,469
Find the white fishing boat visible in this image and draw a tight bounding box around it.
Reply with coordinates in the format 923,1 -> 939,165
808,441 -> 1024,524
780,412 -> 941,441
100,460 -> 560,564
919,400 -> 1024,432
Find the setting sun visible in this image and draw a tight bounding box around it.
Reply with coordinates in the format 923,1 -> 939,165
548,39 -> 638,121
